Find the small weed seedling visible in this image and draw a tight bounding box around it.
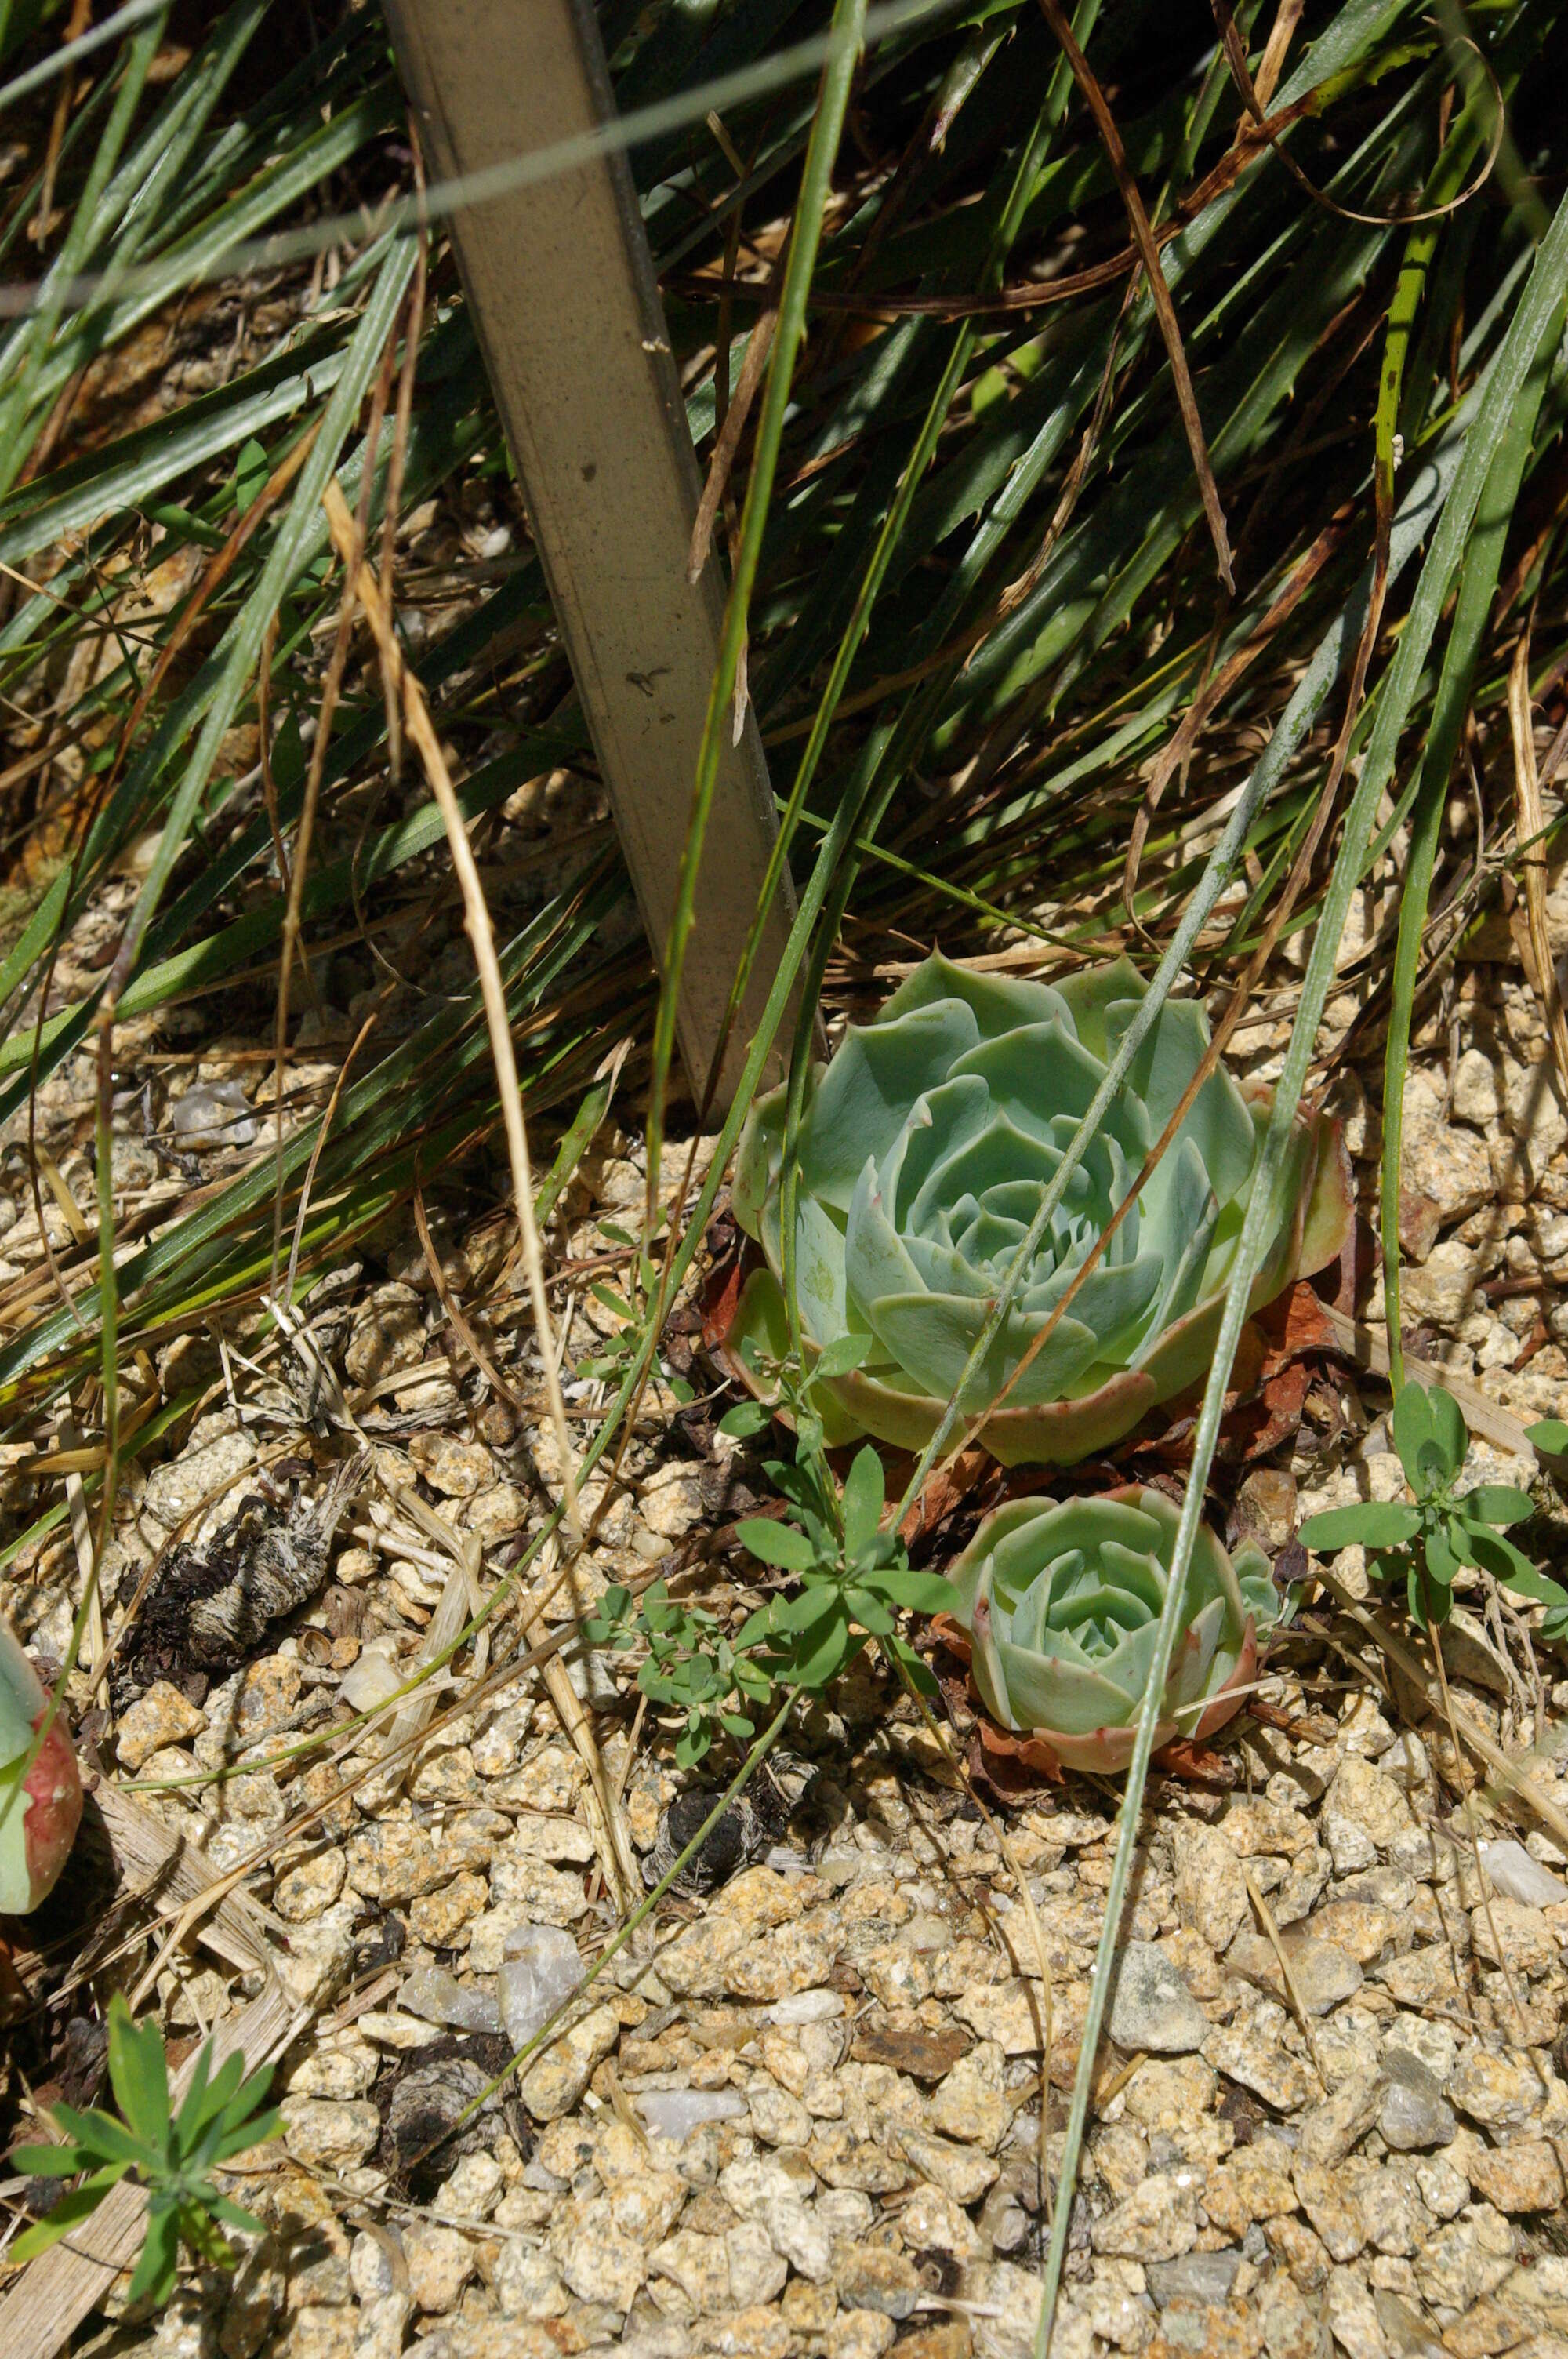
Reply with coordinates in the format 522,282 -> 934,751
575,1209 -> 695,1404
1299,1380 -> 1568,1637
11,1994 -> 280,2303
585,1337 -> 953,1764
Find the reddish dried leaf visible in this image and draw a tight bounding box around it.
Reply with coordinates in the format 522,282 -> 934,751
1313,1213 -> 1377,1321
967,1724 -> 1064,1801
895,1447 -> 996,1544
1152,1738 -> 1236,1789
1223,1358 -> 1310,1465
931,1612 -> 972,1665
1254,1278 -> 1337,1367
702,1252 -> 746,1354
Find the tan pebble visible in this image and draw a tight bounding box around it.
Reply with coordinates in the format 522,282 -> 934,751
930,2040 -> 1010,2151
1291,2157 -> 1366,2262
1465,2137 -> 1566,2213
1090,2168 -> 1202,2262
1412,2201 -> 1515,2313
1200,2147 -> 1297,2237
1448,2046 -> 1547,2130
401,2223 -> 475,2314
698,2303 -> 792,2358
828,2312 -> 898,2359
279,2097 -> 380,2172
116,1680 -> 207,1771
1297,2071 -> 1382,2168
409,1870 -> 488,1948
1172,1821 -> 1249,1952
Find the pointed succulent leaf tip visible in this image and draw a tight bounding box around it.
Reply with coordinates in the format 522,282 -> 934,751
0,1617 -> 82,1915
731,953 -> 1354,1466
946,1485 -> 1273,1773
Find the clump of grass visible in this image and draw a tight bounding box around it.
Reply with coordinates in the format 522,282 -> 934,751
0,5 -> 1564,2346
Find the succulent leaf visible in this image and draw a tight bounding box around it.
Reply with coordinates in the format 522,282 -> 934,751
732,954 -> 1352,1464
946,1484 -> 1276,1772
0,1618 -> 82,1915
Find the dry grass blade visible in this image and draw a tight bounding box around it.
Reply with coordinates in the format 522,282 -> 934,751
86,1781 -> 276,1981
989,278 -> 1132,631
1318,1567 -> 1568,1856
1123,515 -> 1342,918
32,0 -> 93,249
688,302 -> 777,584
118,420 -> 323,804
269,473 -> 362,1282
378,142 -> 429,785
1037,0 -> 1234,591
1209,0 -> 1504,228
412,1175 -> 532,1423
666,93 -> 1313,327
320,480 -> 637,1911
320,477 -> 582,1546
1241,1859 -> 1328,2087
1509,625 -> 1568,1100
1251,0 -> 1305,110
1316,1301 -> 1540,1460
525,1558 -> 641,1915
283,1004 -> 383,1304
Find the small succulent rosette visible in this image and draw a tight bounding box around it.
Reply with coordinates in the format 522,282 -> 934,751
946,1485 -> 1277,1772
731,954 -> 1351,1465
0,1618 -> 82,1914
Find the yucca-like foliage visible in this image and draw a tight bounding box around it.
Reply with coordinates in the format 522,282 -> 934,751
0,0 -> 1555,1459
948,1482 -> 1278,1770
732,953 -> 1351,1460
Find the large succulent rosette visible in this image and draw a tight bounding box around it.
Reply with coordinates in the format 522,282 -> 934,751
731,954 -> 1350,1465
948,1485 -> 1276,1772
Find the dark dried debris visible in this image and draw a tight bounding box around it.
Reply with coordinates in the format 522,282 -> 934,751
641,1769 -> 790,1896
112,1455 -> 365,1709
375,2033 -> 528,2201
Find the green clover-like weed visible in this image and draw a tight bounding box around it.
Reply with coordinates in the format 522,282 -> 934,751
10,1994 -> 280,2305
583,1334 -> 954,1763
1299,1383 -> 1567,1637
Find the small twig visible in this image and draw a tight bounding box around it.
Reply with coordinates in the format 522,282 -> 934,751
1037,0 -> 1233,590
321,477 -> 582,1545
1241,1860 -> 1328,2087
1318,1568 -> 1568,1854
893,1662 -> 1055,2225
1428,1608 -> 1530,2044
1509,623 -> 1568,1103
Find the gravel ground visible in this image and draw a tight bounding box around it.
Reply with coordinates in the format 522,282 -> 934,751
4,945 -> 1568,2359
